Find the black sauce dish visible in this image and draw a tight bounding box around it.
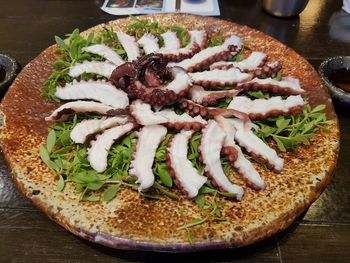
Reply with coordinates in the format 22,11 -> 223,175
318,56 -> 350,108
0,54 -> 21,99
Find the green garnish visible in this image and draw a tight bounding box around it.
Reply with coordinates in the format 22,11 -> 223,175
254,104 -> 334,151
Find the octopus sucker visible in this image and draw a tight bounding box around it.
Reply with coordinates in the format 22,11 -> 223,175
228,95 -> 305,119
189,68 -> 252,87
129,66 -> 192,107
215,115 -> 266,190
68,61 -> 115,78
160,31 -> 182,50
55,79 -> 129,109
116,31 -> 140,61
238,77 -> 305,95
199,120 -> 244,199
188,85 -> 242,106
130,100 -> 206,130
229,118 -> 284,173
157,109 -> 207,131
137,33 -> 160,55
88,122 -> 137,173
170,35 -> 242,73
166,130 -> 207,198
250,61 -> 282,79
45,101 -> 115,121
70,116 -> 129,144
129,125 -> 167,191
158,30 -> 207,62
210,51 -> 267,71
82,44 -> 124,66
178,99 -> 250,127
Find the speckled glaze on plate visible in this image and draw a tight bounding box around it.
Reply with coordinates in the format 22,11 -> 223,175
0,14 -> 339,252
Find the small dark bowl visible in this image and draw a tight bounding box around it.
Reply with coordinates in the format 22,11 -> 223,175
0,54 -> 21,99
318,56 -> 350,107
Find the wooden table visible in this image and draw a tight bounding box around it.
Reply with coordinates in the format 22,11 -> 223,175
1,0 -> 349,262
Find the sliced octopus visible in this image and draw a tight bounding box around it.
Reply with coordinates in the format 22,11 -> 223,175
250,61 -> 282,79
238,77 -> 305,95
189,68 -> 251,87
160,31 -> 181,51
116,31 -> 140,61
229,118 -> 284,173
228,95 -> 305,119
158,30 -> 207,62
45,101 -> 115,121
199,120 -> 244,199
82,44 -> 124,66
188,85 -> 242,106
55,80 -> 129,109
70,116 -> 129,144
138,33 -> 160,55
69,61 -> 115,78
130,125 -> 167,191
170,35 -> 242,73
166,130 -> 207,198
178,99 -> 250,126
88,122 -> 137,173
210,51 -> 267,71
129,66 -> 192,107
215,115 -> 266,190
130,100 -> 206,130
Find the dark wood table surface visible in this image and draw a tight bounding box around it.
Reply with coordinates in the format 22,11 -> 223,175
0,0 -> 349,262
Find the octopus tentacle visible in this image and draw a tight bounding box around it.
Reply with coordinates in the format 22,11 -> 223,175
137,33 -> 160,55
88,122 -> 137,173
210,52 -> 267,71
215,115 -> 266,190
116,31 -> 140,61
82,44 -> 124,66
144,67 -> 163,87
238,77 -> 305,95
129,125 -> 167,191
55,79 -> 129,109
166,130 -> 207,198
170,35 -> 242,72
189,68 -> 252,87
229,118 -> 284,173
130,100 -> 206,130
250,61 -> 282,79
178,99 -> 250,127
45,101 -> 114,121
158,30 -> 207,62
69,61 -> 115,78
188,85 -> 242,106
129,66 -> 192,107
199,120 -> 244,199
160,31 -> 182,50
70,116 -> 129,144
228,95 -> 305,119
109,62 -> 136,89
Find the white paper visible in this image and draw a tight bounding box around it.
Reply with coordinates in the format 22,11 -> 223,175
101,0 -> 220,16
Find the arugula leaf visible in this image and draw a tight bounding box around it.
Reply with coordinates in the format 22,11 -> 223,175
254,104 -> 334,151
102,184 -> 120,202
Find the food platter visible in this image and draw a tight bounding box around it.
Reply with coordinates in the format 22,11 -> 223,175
0,14 -> 339,252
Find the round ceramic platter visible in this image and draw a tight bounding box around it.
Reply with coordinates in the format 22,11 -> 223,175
0,14 -> 339,252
